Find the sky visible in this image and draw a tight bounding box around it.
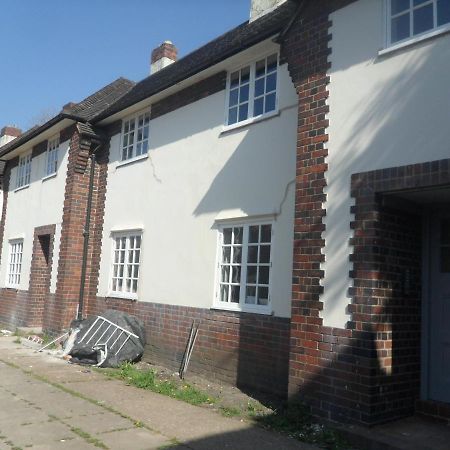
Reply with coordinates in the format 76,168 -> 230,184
0,0 -> 250,131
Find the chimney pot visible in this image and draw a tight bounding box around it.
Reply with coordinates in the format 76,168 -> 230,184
0,125 -> 22,147
150,41 -> 178,75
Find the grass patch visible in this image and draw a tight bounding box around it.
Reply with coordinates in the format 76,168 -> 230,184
13,337 -> 21,344
70,427 -> 108,449
219,406 -> 241,417
257,402 -> 349,450
102,363 -> 213,406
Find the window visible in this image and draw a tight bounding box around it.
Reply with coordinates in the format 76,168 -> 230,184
121,111 -> 150,161
216,223 -> 272,312
46,137 -> 59,176
227,53 -> 278,126
16,153 -> 32,189
110,232 -> 142,298
7,239 -> 23,287
388,0 -> 450,45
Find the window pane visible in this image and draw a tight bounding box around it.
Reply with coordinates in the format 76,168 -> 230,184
259,266 -> 270,285
241,67 -> 250,83
233,246 -> 242,264
223,228 -> 232,245
221,266 -> 230,283
258,287 -> 269,305
247,266 -> 257,284
248,246 -> 258,263
392,0 -> 410,14
220,284 -> 229,302
437,0 -> 450,26
267,54 -> 278,73
441,247 -> 450,273
245,286 -> 257,304
249,226 -> 259,243
229,89 -> 239,107
259,245 -> 271,263
441,220 -> 450,245
265,93 -> 276,113
238,104 -> 248,122
240,84 -> 249,103
232,266 -> 241,283
255,59 -> 266,78
255,78 -> 265,97
230,71 -> 239,88
233,227 -> 243,244
261,225 -> 272,243
228,107 -> 238,125
222,247 -> 231,263
230,285 -> 240,303
413,4 -> 434,35
254,98 -> 264,116
413,0 -> 429,5
266,73 -> 277,93
392,13 -> 410,42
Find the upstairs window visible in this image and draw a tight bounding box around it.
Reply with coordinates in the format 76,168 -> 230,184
121,111 -> 150,161
16,153 -> 32,189
389,0 -> 450,45
46,137 -> 59,176
227,53 -> 278,126
215,223 -> 272,312
7,239 -> 23,288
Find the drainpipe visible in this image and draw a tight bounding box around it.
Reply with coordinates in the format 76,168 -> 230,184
77,140 -> 102,321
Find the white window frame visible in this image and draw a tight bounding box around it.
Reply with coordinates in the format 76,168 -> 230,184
213,220 -> 274,315
45,136 -> 59,177
7,239 -> 24,288
16,153 -> 32,189
385,0 -> 450,49
224,52 -> 280,130
120,110 -> 150,162
108,230 -> 143,300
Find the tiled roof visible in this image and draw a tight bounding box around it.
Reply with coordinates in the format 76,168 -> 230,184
0,77 -> 134,157
94,0 -> 298,121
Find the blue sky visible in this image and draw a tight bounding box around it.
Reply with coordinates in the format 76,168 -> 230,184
0,1 -> 250,131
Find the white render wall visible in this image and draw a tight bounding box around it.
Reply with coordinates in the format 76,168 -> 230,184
323,0 -> 450,327
0,141 -> 69,292
98,63 -> 298,318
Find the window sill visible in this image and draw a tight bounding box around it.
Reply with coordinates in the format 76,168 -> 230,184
379,24 -> 450,57
107,292 -> 138,301
14,184 -> 29,193
221,109 -> 280,134
42,172 -> 57,182
212,303 -> 272,316
116,153 -> 148,168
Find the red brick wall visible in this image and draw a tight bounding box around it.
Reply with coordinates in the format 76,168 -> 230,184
87,296 -> 290,396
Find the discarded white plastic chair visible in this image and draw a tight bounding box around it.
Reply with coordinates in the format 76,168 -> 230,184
78,316 -> 139,356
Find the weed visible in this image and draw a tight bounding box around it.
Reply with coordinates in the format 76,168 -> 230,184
70,427 -> 108,449
219,406 -> 241,417
13,337 -> 21,344
103,363 -> 212,406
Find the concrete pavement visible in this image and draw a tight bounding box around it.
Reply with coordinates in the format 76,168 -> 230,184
0,336 -> 315,450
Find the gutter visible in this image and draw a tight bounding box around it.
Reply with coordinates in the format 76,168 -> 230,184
0,112 -> 86,159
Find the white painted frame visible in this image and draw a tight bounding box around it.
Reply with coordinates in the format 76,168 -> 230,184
16,153 -> 32,190
223,52 -> 280,131
213,218 -> 274,315
45,136 -> 59,177
120,109 -> 151,162
108,230 -> 143,300
385,0 -> 450,49
6,238 -> 24,288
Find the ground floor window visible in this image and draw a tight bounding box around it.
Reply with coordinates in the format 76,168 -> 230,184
215,222 -> 272,313
110,232 -> 142,299
7,239 -> 23,288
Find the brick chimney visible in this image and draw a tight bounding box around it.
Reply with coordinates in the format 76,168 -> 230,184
250,0 -> 288,22
0,126 -> 22,147
150,41 -> 178,75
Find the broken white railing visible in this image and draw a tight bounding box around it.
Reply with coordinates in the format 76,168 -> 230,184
78,315 -> 139,356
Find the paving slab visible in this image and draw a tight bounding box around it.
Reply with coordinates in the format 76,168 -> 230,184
0,336 -> 315,450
